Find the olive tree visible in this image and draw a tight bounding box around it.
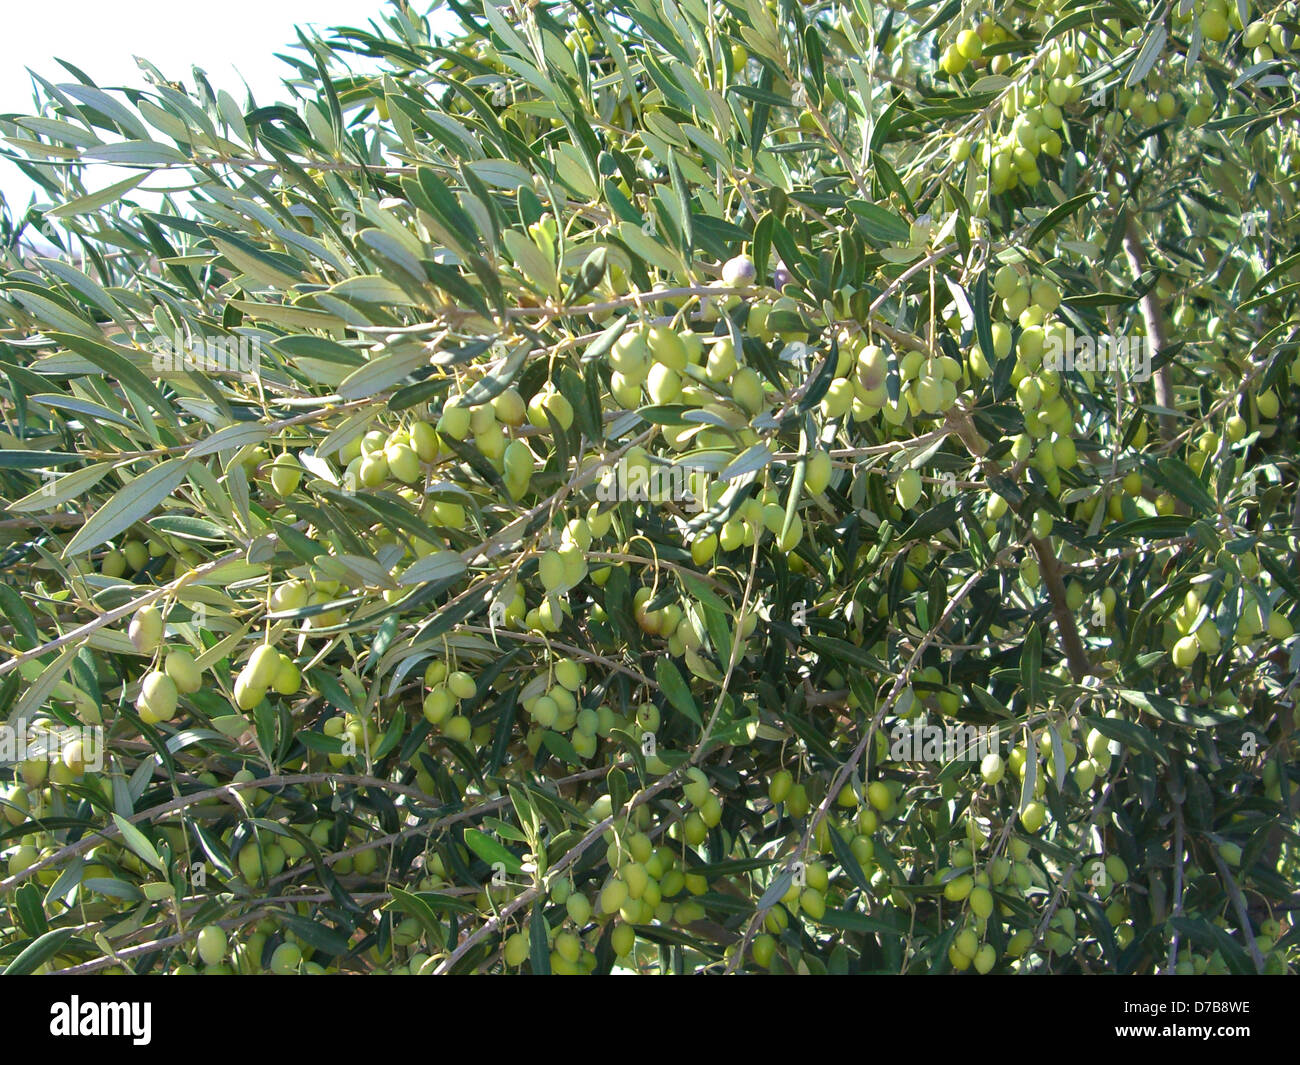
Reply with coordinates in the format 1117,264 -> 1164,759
0,0 -> 1297,974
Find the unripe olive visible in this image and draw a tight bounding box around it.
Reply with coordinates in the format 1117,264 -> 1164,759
800,886 -> 826,920
553,931 -> 582,964
123,540 -> 148,572
1171,635 -> 1200,668
622,862 -> 649,899
721,254 -> 756,286
237,844 -> 267,884
610,922 -> 636,956
491,388 -> 526,427
1199,9 -> 1230,42
680,811 -> 707,846
443,715 -> 472,743
386,443 -> 421,484
448,670 -> 477,701
600,878 -> 629,914
731,367 -> 764,414
646,325 -> 688,370
101,548 -> 127,577
246,645 -> 282,689
543,390 -> 574,431
410,420 -> 440,462
165,649 -> 202,693
272,655 -> 301,695
539,550 -> 566,592
437,402 -> 471,440
776,782 -> 806,818
233,673 -> 265,712
270,452 -> 302,496
8,844 -> 40,876
943,873 -> 974,902
495,931 -> 527,968
565,892 -> 592,926
895,469 -> 922,510
866,781 -> 891,812
196,924 -> 227,966
269,942 -> 302,974
423,685 -> 455,725
359,453 -> 389,486
270,581 -> 310,612
138,671 -> 178,723
129,605 -> 164,654
769,769 -> 793,804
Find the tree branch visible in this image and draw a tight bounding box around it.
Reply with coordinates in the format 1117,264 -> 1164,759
1122,211 -> 1178,445
949,408 -> 1093,680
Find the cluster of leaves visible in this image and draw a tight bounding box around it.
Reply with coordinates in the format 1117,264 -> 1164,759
0,0 -> 1296,974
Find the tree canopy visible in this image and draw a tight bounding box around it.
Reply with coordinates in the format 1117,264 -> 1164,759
0,0 -> 1297,975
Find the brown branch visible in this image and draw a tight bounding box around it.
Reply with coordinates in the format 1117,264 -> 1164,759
727,564 -> 993,971
1209,847 -> 1266,973
1122,211 -> 1178,445
948,408 -> 1093,681
1028,534 -> 1093,682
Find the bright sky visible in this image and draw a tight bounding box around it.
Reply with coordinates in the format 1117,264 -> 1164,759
0,1 -> 457,215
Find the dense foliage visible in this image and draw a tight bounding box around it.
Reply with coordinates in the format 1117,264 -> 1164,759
0,0 -> 1297,974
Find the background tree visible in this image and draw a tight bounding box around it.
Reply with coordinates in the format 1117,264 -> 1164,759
0,0 -> 1297,974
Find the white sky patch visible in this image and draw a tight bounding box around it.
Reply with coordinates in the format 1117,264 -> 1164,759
0,1 -> 460,220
